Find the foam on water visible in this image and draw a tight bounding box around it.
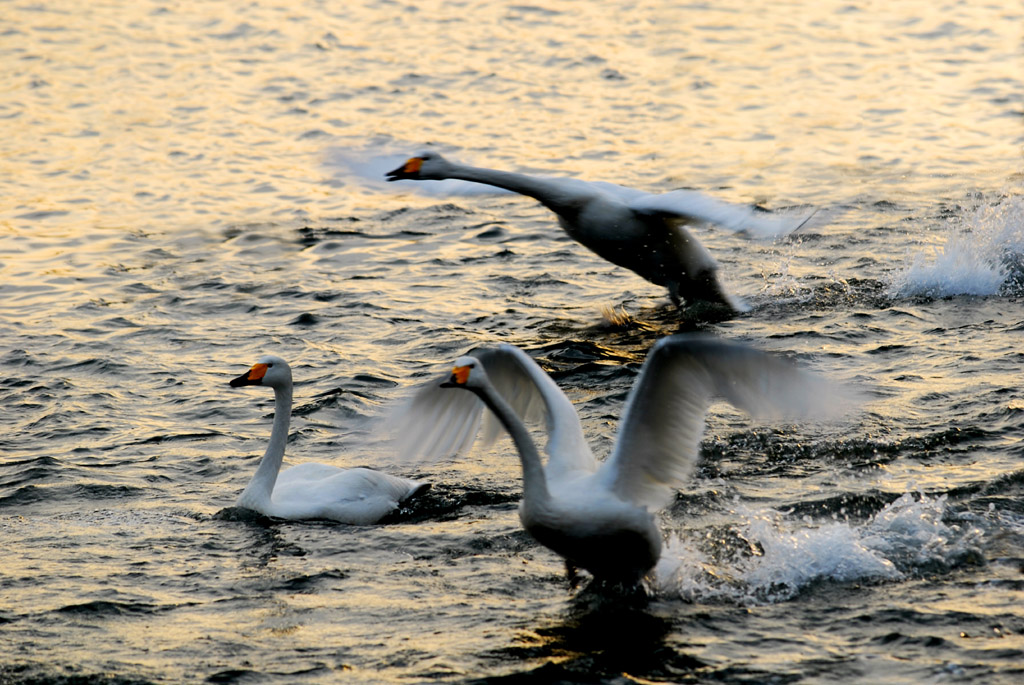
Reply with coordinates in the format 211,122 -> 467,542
654,492 -> 979,605
888,194 -> 1024,298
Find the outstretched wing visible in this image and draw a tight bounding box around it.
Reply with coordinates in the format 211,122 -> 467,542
598,335 -> 856,510
392,345 -> 596,477
628,190 -> 814,239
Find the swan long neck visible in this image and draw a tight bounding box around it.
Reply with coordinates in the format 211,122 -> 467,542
238,382 -> 292,508
472,384 -> 551,503
447,164 -> 580,213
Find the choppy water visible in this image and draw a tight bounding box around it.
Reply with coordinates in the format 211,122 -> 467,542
2,0 -> 1023,683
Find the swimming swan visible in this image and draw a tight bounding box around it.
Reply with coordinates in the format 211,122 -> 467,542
387,151 -> 813,312
397,336 -> 848,587
229,355 -> 429,523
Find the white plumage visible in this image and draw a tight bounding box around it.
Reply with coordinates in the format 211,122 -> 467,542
229,355 -> 428,524
387,151 -> 815,312
396,335 -> 851,587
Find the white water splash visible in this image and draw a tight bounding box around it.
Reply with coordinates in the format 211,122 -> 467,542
888,194 -> 1024,298
655,493 -> 977,604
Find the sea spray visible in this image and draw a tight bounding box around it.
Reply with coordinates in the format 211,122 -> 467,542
654,492 -> 977,604
889,194 -> 1024,298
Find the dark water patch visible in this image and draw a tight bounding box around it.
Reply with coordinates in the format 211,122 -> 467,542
0,454 -> 64,491
205,669 -> 259,684
292,388 -> 347,416
667,488 -> 732,518
211,506 -> 279,525
0,664 -> 155,685
122,431 -> 222,447
289,312 -> 318,326
349,373 -> 399,388
15,210 -> 71,220
779,491 -> 903,520
292,385 -> 391,419
473,223 -> 510,241
0,349 -> 41,368
700,426 -> 992,478
378,483 -> 520,526
1,483 -> 149,506
375,202 -> 475,228
757,277 -> 891,314
876,631 -> 950,648
534,338 -> 640,367
73,484 -> 147,501
475,600 -> 702,684
549,361 -> 635,390
49,357 -> 133,375
277,568 -> 348,593
206,665 -> 337,683
0,485 -> 46,507
961,469 -> 1024,514
0,463 -> 65,490
55,600 -> 166,617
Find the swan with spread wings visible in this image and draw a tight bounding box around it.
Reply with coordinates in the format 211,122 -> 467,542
387,151 -> 815,313
397,335 -> 850,588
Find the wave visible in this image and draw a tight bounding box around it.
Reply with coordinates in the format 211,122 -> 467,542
654,491 -> 982,604
889,193 -> 1024,298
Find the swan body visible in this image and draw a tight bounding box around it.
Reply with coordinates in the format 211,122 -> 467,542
399,336 -> 848,587
230,355 -> 429,524
387,151 -> 812,311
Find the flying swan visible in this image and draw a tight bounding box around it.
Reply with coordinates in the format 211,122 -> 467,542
229,355 -> 429,523
386,151 -> 814,312
396,336 -> 848,588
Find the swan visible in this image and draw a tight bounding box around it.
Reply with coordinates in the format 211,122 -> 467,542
229,355 -> 429,524
386,151 -> 814,312
396,335 -> 849,588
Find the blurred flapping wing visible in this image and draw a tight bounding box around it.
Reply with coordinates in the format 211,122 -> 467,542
599,335 -> 855,510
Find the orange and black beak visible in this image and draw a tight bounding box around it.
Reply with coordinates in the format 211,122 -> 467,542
385,156 -> 423,181
440,364 -> 472,388
230,363 -> 268,388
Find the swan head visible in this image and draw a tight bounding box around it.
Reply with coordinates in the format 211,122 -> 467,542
230,355 -> 292,390
440,355 -> 487,391
385,150 -> 451,182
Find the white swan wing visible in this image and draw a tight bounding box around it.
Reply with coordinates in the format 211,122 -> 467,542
487,344 -> 596,479
599,335 -> 853,510
272,467 -> 425,524
628,190 -> 812,239
394,345 -> 596,477
392,371 -> 490,459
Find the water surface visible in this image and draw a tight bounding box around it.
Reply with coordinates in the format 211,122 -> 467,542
1,1 -> 1022,683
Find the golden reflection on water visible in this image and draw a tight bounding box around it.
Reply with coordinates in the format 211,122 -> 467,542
1,0 -> 1020,237
0,3 -> 1022,678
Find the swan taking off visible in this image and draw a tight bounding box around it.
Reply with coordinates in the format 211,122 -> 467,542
229,355 -> 429,524
397,336 -> 851,588
386,151 -> 813,313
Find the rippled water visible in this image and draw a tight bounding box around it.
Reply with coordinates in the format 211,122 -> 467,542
1,0 -> 1023,683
